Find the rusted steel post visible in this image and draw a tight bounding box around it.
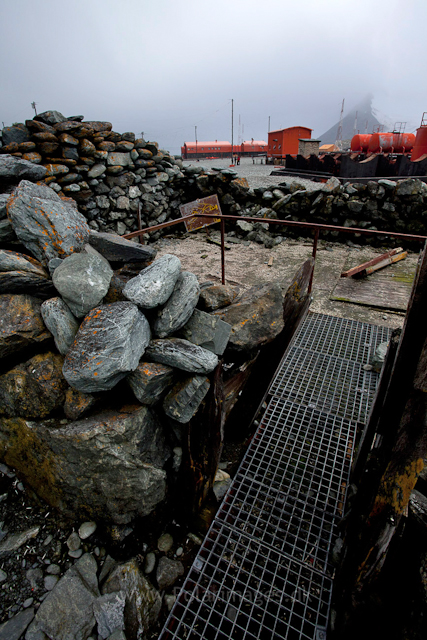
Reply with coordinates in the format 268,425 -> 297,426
137,203 -> 143,244
220,218 -> 226,284
308,228 -> 319,294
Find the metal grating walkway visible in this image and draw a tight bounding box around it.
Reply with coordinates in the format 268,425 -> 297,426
159,312 -> 392,639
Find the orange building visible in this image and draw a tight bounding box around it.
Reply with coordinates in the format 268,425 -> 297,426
268,126 -> 312,159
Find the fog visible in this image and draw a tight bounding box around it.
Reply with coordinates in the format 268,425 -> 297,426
1,0 -> 426,154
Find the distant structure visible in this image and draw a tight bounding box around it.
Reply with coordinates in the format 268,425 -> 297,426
181,140 -> 267,159
298,138 -> 320,157
335,99 -> 345,149
267,126 -> 312,160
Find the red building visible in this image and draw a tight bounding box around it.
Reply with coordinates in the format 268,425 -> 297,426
181,139 -> 267,159
268,126 -> 312,159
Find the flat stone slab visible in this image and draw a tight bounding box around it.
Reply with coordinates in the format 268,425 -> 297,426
127,362 -> 175,405
145,338 -> 218,374
88,230 -> 156,263
163,375 -> 210,423
178,308 -> 231,355
153,271 -> 200,337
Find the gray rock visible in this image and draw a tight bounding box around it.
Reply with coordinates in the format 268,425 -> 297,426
378,179 -> 397,190
163,375 -> 210,423
198,283 -> 238,311
212,283 -> 285,353
102,558 -> 162,639
87,163 -> 106,179
153,271 -> 200,338
25,568 -> 43,589
396,178 -> 424,196
0,607 -> 35,640
0,406 -> 170,524
178,308 -> 231,355
0,352 -> 67,419
79,521 -> 97,540
93,592 -> 126,639
213,478 -> 232,502
156,556 -> 184,591
7,180 -> 90,264
123,254 -> 181,309
99,556 -> 117,585
0,193 -> 10,219
157,533 -> 174,552
0,270 -> 55,298
0,249 -> 47,276
63,302 -> 150,392
145,338 -> 218,374
52,252 -> 113,318
64,386 -> 96,421
0,294 -> 51,358
0,155 -> 47,181
144,552 -> 156,575
47,258 -> 63,276
88,230 -> 156,263
0,526 -> 40,558
370,341 -> 389,372
41,297 -> 79,355
44,575 -> 59,591
127,362 -> 174,405
107,152 -> 131,167
69,548 -> 83,559
2,124 -> 30,146
66,531 -> 81,551
106,631 -> 127,640
25,553 -> 99,640
0,569 -> 6,582
0,218 -> 16,242
34,110 -> 66,124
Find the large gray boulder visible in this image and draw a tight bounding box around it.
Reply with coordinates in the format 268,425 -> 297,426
0,294 -> 51,359
123,254 -> 181,309
25,553 -> 99,640
212,282 -> 285,353
153,271 -> 200,338
102,558 -> 162,639
0,406 -> 171,524
88,230 -> 156,263
52,252 -> 113,318
63,302 -> 150,392
145,338 -> 218,374
7,180 -> 90,264
41,297 -> 79,355
0,155 -> 47,181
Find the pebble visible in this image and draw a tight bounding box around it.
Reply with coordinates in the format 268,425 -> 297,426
46,564 -> 61,575
43,534 -> 53,546
23,597 -> 34,608
68,548 -> 83,559
66,531 -> 81,551
0,568 -> 7,582
165,594 -> 176,611
78,521 -> 97,540
144,552 -> 156,575
188,533 -> 203,546
157,533 -> 173,553
175,547 -> 183,557
44,575 -> 59,590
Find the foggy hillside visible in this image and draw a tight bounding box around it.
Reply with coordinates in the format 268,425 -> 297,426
318,96 -> 384,144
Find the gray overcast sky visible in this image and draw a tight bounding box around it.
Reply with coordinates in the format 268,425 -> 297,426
1,0 -> 426,154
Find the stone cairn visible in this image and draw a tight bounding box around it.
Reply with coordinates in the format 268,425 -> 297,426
0,146 -> 289,638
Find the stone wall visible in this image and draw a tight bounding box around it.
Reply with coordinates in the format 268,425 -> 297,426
2,110 -> 427,250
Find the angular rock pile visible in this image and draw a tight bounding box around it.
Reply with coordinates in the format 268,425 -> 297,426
0,172 -> 288,531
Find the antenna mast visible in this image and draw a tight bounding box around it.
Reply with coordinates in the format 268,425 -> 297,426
336,98 -> 345,149
353,110 -> 358,136
231,99 -> 234,163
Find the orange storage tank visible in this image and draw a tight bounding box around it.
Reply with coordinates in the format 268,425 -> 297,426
368,132 -> 415,154
411,126 -> 427,161
351,134 -> 372,152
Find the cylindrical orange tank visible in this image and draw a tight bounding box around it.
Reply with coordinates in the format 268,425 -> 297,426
368,132 -> 415,154
411,127 -> 427,161
351,134 -> 372,152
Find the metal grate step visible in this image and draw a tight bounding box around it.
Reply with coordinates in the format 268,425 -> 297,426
268,346 -> 378,423
293,312 -> 392,364
160,521 -> 331,640
236,399 -> 356,519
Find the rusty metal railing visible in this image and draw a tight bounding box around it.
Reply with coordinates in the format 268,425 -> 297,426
123,213 -> 427,293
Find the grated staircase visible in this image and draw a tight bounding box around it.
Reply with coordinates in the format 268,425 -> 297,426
158,312 -> 392,639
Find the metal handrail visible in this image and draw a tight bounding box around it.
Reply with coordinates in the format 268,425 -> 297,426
123,213 -> 427,292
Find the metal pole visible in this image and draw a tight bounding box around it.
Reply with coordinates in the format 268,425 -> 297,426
195,126 -> 197,159
268,116 -> 270,133
231,99 -> 234,164
220,218 -> 226,284
308,228 -> 319,294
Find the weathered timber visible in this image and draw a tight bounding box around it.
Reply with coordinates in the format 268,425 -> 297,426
341,247 -> 406,278
331,274 -> 411,311
178,362 -> 225,520
332,240 -> 427,636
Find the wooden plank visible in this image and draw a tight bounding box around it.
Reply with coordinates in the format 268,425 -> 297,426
331,276 -> 411,311
341,247 -> 404,278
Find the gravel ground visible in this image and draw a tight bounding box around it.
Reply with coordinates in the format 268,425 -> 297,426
182,156 -> 323,191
